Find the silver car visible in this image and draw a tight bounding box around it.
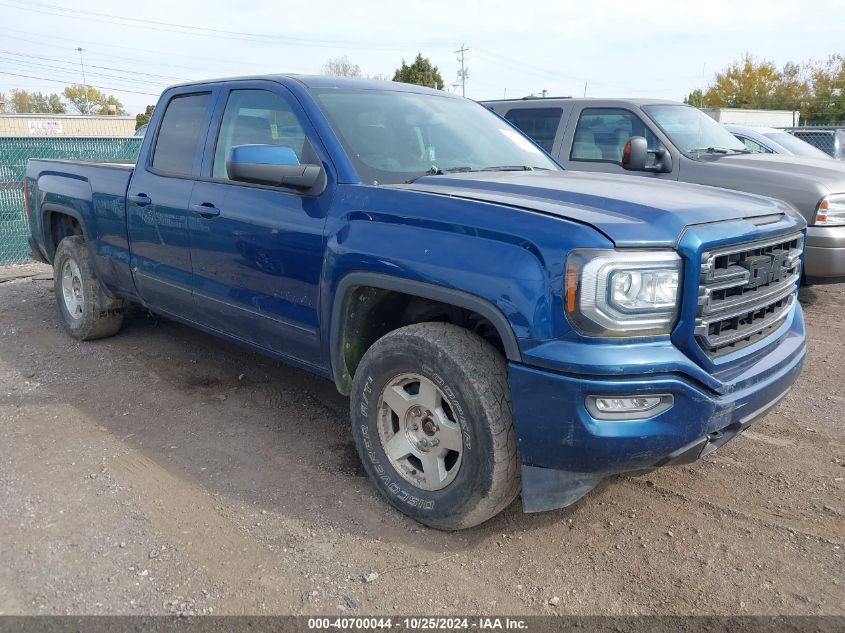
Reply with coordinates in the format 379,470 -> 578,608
483,98 -> 845,282
727,125 -> 833,160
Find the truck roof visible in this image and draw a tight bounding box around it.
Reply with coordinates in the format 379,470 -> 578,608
163,74 -> 455,97
482,97 -> 681,107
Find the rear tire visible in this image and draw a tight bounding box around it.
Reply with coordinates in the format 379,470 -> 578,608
53,236 -> 124,340
350,323 -> 520,530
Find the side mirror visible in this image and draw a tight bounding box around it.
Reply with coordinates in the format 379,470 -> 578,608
622,137 -> 649,171
622,137 -> 673,174
227,145 -> 325,192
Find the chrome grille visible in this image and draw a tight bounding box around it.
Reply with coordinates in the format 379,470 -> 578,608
696,233 -> 803,356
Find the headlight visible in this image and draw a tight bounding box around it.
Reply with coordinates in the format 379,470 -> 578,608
816,194 -> 845,226
565,249 -> 682,336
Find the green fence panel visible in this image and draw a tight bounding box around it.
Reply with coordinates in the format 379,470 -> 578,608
0,137 -> 142,266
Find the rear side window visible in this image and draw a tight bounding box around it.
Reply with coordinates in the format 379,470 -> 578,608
151,93 -> 211,176
504,108 -> 562,152
571,108 -> 659,163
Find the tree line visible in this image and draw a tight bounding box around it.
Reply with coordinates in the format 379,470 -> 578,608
686,53 -> 845,124
0,85 -> 127,116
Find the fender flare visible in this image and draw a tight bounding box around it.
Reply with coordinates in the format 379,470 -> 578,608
330,272 -> 522,394
40,203 -> 91,262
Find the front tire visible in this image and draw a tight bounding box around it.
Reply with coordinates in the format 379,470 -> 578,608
350,323 -> 520,530
53,236 -> 124,340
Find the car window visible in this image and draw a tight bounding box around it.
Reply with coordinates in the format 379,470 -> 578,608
570,108 -> 660,163
213,89 -> 311,180
312,88 -> 558,186
151,93 -> 211,176
735,135 -> 774,154
503,108 -> 562,152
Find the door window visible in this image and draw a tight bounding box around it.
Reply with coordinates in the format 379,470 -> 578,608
151,93 -> 211,176
570,108 -> 660,163
213,89 -> 311,180
735,135 -> 774,153
503,108 -> 562,152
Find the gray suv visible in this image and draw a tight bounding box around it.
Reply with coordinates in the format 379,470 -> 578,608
483,98 -> 845,282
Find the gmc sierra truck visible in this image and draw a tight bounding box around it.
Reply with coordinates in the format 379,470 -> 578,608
26,76 -> 807,530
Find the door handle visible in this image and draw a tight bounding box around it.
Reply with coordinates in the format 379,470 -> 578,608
190,203 -> 221,218
128,193 -> 151,207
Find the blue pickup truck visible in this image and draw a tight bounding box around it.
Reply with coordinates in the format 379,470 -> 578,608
25,76 -> 807,530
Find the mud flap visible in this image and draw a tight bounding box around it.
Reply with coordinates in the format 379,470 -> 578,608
521,465 -> 605,513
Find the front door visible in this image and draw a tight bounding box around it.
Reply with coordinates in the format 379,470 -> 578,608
562,106 -> 679,181
187,85 -> 332,367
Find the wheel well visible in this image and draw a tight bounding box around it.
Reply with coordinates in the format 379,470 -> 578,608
46,211 -> 83,260
335,286 -> 509,395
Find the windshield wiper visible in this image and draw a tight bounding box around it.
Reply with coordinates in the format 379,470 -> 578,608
689,147 -> 751,155
404,165 -> 474,184
480,165 -> 553,171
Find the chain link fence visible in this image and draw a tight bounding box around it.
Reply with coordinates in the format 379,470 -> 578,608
0,137 -> 142,266
780,126 -> 845,160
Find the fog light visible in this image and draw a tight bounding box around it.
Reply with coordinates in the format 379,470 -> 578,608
586,394 -> 673,420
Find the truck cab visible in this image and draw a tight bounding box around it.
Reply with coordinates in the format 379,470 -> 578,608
484,97 -> 845,282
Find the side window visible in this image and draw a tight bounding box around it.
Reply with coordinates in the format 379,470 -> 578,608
503,108 -> 562,152
736,136 -> 773,154
151,93 -> 211,176
213,89 -> 309,180
570,108 -> 660,163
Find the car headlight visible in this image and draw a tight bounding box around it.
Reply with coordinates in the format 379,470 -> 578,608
816,194 -> 845,226
565,249 -> 682,336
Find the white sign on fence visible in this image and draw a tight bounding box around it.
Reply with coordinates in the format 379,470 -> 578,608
27,120 -> 63,136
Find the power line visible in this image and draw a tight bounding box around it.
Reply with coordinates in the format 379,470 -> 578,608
1,0 -> 452,51
0,49 -> 189,82
454,44 -> 469,97
0,70 -> 161,96
0,56 -> 175,88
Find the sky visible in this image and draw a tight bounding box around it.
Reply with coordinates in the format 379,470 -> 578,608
1,0 -> 844,116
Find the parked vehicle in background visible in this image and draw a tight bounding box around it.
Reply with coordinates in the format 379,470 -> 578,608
784,128 -> 845,160
483,97 -> 845,282
134,123 -> 148,137
726,125 -> 832,160
26,76 -> 807,529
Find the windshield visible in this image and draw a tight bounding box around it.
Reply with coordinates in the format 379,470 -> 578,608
764,132 -> 832,159
642,104 -> 748,154
312,88 -> 559,185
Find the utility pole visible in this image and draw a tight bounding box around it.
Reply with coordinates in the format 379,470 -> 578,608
455,44 -> 469,97
76,47 -> 90,114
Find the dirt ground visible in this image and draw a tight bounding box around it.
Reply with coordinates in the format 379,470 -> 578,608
0,262 -> 842,617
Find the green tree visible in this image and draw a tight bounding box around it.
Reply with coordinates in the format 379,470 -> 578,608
135,104 -> 155,130
322,55 -> 363,77
62,85 -> 126,115
804,54 -> 845,124
393,53 -> 444,90
684,88 -> 704,107
7,89 -> 66,113
702,54 -> 792,109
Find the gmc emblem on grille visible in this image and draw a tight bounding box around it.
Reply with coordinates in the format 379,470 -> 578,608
740,253 -> 791,288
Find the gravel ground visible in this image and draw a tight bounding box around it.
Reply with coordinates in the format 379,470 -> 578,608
0,262 -> 842,616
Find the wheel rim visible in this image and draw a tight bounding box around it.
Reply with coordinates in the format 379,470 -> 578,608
376,372 -> 464,491
60,258 -> 84,321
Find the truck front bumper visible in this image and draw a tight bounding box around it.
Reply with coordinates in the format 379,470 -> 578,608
805,224 -> 845,282
510,309 -> 806,512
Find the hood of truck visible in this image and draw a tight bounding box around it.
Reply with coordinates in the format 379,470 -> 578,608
711,152 -> 845,180
392,170 -> 791,247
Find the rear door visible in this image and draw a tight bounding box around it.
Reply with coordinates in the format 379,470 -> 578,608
559,104 -> 679,181
127,89 -> 214,315
187,82 -> 333,367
